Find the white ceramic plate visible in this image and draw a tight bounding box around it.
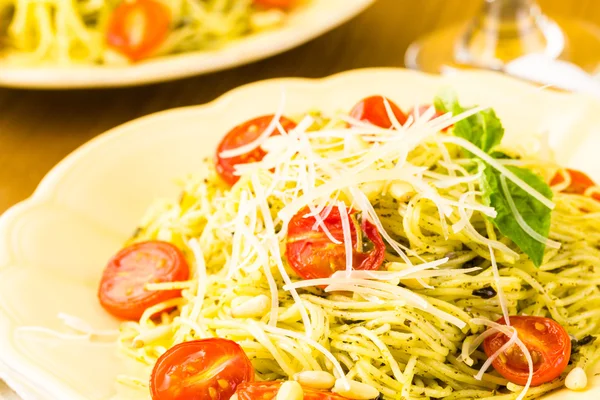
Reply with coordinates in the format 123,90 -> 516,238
1,68 -> 600,400
0,0 -> 373,89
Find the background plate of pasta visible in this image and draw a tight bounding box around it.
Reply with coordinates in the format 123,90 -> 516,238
0,0 -> 373,89
1,68 -> 600,400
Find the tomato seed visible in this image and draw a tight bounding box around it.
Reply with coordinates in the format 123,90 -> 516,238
217,379 -> 229,389
183,365 -> 198,377
208,386 -> 218,399
535,322 -> 546,331
499,352 -> 508,363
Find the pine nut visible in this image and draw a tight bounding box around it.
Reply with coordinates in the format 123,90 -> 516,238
231,295 -> 270,318
132,325 -> 172,348
276,380 -> 303,400
279,303 -> 302,322
361,182 -> 385,201
230,395 -> 239,400
389,182 -> 415,203
332,378 -> 380,399
294,370 -> 336,390
231,296 -> 253,309
565,367 -> 588,391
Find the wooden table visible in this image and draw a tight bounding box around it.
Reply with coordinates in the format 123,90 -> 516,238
1,0 -> 600,216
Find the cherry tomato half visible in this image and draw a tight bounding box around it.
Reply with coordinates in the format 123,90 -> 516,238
98,240 -> 189,320
235,381 -> 348,400
349,96 -> 408,128
106,0 -> 171,61
286,206 -> 385,280
253,0 -> 296,8
408,104 -> 450,131
550,168 -> 600,201
215,115 -> 297,186
483,316 -> 571,387
151,338 -> 254,400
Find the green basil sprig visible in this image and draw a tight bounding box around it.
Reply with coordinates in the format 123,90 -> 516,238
435,91 -> 553,267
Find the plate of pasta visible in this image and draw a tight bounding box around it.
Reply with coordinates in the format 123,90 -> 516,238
0,68 -> 600,400
0,0 -> 373,88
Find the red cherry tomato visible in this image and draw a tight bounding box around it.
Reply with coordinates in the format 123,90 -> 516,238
215,115 -> 297,186
235,381 -> 348,400
349,96 -> 408,128
286,206 -> 385,280
483,316 -> 571,387
98,240 -> 189,320
151,339 -> 254,400
106,0 -> 170,61
408,104 -> 450,131
550,168 -> 600,201
253,0 -> 296,8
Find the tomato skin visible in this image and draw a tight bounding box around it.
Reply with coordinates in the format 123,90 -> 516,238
286,206 -> 385,280
106,0 -> 171,61
253,0 -> 296,8
550,168 -> 600,201
98,240 -> 189,320
349,96 -> 408,128
483,316 -> 571,387
235,381 -> 348,400
151,339 -> 254,400
215,115 -> 297,186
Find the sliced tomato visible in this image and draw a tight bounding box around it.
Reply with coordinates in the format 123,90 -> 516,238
98,240 -> 189,320
408,104 -> 450,131
286,206 -> 385,280
215,115 -> 297,186
235,381 -> 348,400
349,96 -> 408,128
151,339 -> 254,400
106,0 -> 170,61
483,316 -> 571,387
253,0 -> 296,8
550,168 -> 600,201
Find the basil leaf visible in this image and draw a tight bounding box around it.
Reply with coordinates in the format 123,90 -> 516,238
434,90 -> 504,154
489,151 -> 513,160
436,90 -> 554,266
480,165 -> 553,267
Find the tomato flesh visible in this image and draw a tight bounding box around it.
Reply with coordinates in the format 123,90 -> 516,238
349,96 -> 408,128
286,206 -> 385,280
235,381 -> 348,400
151,339 -> 254,400
550,168 -> 600,201
215,115 -> 297,186
253,0 -> 296,8
98,240 -> 189,320
107,0 -> 170,61
483,316 -> 571,386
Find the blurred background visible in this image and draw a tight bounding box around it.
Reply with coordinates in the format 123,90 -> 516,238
1,0 -> 600,212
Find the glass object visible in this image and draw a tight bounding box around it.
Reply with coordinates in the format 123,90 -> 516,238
405,0 -> 600,74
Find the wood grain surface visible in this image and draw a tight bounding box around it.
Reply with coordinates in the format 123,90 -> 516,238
1,0 -> 600,213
